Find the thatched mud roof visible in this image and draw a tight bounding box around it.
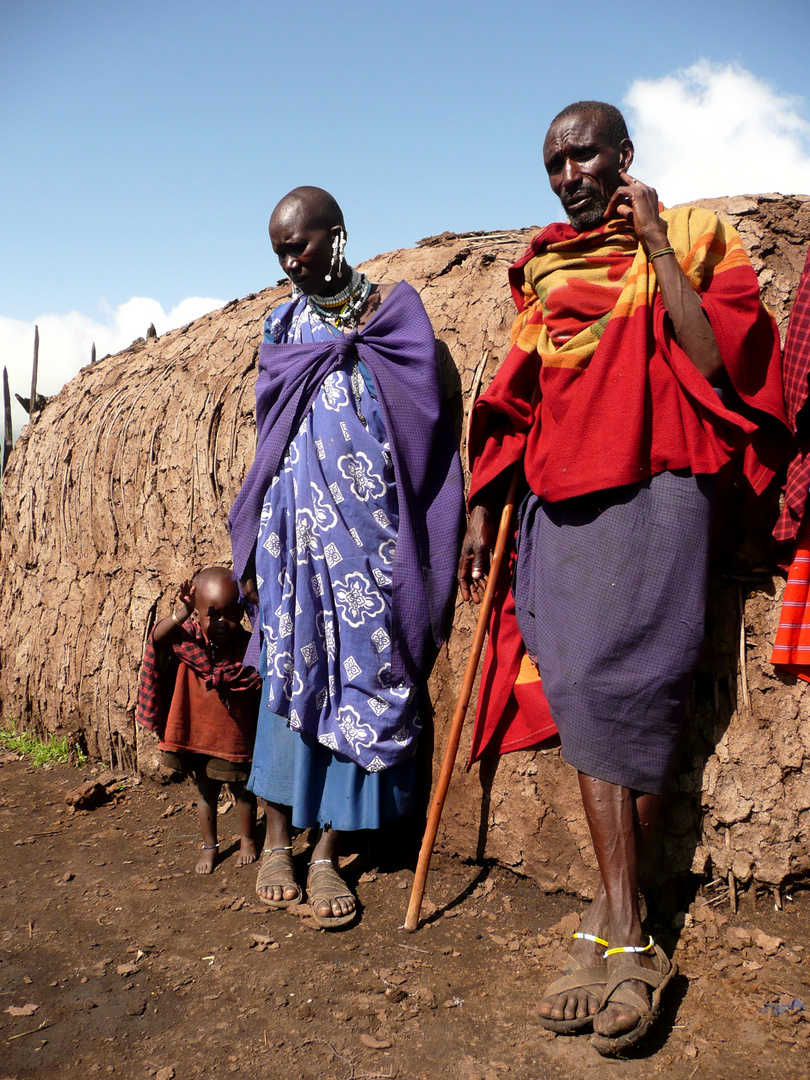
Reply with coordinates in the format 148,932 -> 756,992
2,194 -> 810,896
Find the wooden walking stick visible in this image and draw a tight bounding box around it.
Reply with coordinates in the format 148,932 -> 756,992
405,464 -> 520,932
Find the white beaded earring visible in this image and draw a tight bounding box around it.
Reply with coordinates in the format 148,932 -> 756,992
324,228 -> 346,282
337,230 -> 347,275
324,232 -> 340,282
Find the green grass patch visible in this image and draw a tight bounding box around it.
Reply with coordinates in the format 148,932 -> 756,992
0,722 -> 87,767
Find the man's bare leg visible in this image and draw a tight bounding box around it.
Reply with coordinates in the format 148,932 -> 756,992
538,779 -> 661,1028
195,776 -> 222,875
230,782 -> 258,867
579,775 -> 662,1038
256,802 -> 300,902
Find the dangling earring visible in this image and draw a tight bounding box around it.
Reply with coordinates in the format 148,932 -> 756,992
337,230 -> 347,277
290,281 -> 300,300
324,229 -> 346,282
324,232 -> 342,282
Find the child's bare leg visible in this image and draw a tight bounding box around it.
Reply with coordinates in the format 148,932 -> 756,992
230,782 -> 258,867
195,775 -> 222,875
257,802 -> 299,903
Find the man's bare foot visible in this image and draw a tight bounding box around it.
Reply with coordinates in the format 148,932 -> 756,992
592,945 -> 656,1038
590,941 -> 677,1055
539,892 -> 609,1026
196,846 -> 218,875
236,836 -> 258,868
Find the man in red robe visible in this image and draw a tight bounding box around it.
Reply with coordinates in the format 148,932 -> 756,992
458,100 -> 786,1055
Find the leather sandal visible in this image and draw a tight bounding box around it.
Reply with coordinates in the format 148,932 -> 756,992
255,845 -> 302,908
538,932 -> 608,1034
591,938 -> 677,1056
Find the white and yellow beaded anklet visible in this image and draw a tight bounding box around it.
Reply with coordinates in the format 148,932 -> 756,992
572,931 -> 609,948
604,935 -> 655,958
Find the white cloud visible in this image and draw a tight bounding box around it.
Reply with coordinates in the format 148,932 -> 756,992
624,60 -> 810,205
0,295 -> 224,437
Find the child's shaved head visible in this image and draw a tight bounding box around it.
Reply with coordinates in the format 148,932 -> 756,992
193,566 -> 239,607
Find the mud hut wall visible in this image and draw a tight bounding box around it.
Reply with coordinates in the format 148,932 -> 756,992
1,195 -> 809,892
0,295 -> 273,768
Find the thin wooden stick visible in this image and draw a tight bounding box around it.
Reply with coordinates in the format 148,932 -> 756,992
738,585 -> 750,714
405,465 -> 520,932
2,367 -> 11,474
29,325 -> 39,420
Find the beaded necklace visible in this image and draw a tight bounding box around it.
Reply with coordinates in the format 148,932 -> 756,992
311,269 -> 361,307
308,270 -> 372,330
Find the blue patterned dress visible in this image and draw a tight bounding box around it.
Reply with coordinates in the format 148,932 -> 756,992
247,298 -> 419,831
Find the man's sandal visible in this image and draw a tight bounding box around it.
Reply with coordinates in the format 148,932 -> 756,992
306,858 -> 357,930
538,933 -> 609,1034
255,845 -> 303,908
590,937 -> 677,1056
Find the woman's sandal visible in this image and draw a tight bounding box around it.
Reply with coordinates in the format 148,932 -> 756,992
590,937 -> 677,1056
306,858 -> 357,930
538,933 -> 609,1034
255,845 -> 303,908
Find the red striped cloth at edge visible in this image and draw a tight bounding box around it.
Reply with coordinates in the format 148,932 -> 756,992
771,247 -> 810,679
771,513 -> 810,682
774,246 -> 810,544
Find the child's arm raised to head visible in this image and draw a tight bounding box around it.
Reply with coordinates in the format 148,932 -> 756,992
153,579 -> 196,648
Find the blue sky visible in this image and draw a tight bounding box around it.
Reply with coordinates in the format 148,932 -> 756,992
2,0 -> 810,427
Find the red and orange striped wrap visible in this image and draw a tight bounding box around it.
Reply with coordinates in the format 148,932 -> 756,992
467,206 -> 788,765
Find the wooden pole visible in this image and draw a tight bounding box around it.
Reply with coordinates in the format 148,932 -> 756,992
405,465 -> 520,933
738,585 -> 750,713
91,342 -> 96,364
29,325 -> 39,420
2,367 -> 11,474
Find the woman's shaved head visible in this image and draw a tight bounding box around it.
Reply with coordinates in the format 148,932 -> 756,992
270,186 -> 345,232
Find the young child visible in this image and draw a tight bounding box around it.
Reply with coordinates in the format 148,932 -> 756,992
137,566 -> 261,874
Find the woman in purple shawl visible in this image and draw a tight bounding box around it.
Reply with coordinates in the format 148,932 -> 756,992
228,187 -> 464,928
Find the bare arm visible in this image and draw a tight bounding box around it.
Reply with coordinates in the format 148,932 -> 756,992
153,579 -> 195,648
457,467 -> 514,604
457,503 -> 497,605
604,172 -> 723,384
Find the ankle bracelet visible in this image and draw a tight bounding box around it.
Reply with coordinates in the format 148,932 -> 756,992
604,935 -> 655,958
573,931 -> 609,949
202,842 -> 220,851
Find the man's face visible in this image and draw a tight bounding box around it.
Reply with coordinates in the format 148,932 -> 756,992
269,200 -> 339,296
543,111 -> 633,232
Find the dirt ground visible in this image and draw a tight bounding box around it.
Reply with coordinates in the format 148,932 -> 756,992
0,756 -> 808,1080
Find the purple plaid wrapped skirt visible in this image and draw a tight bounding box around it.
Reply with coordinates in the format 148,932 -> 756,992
513,470 -> 715,794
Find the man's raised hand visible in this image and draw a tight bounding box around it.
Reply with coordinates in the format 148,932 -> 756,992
604,171 -> 669,255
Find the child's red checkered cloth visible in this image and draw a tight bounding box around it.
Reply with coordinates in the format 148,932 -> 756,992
136,620 -> 262,735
